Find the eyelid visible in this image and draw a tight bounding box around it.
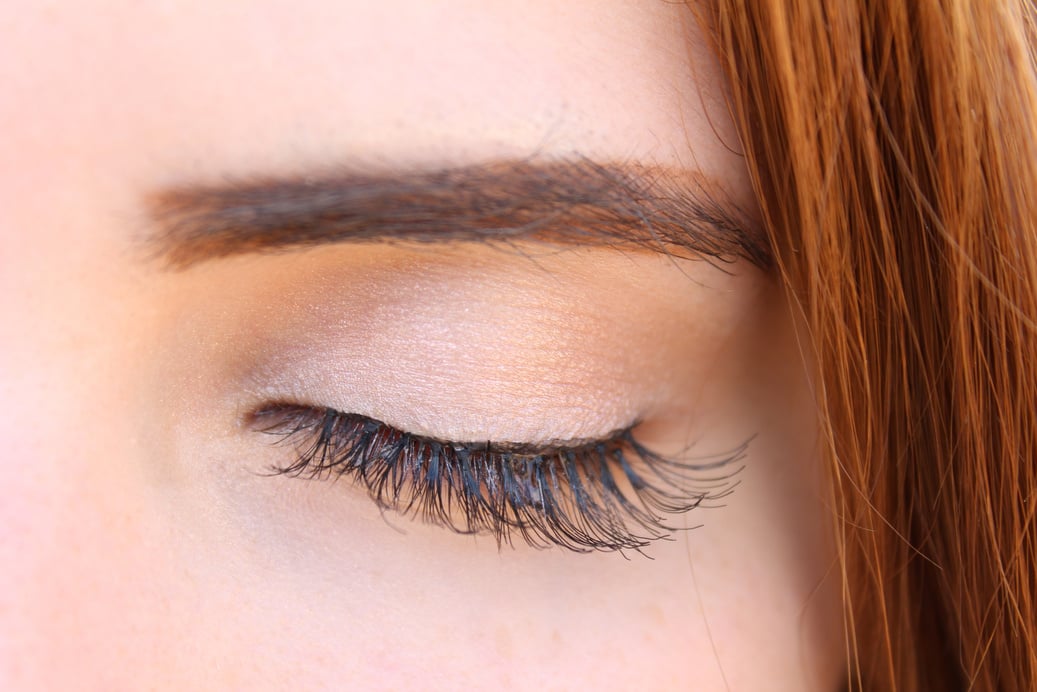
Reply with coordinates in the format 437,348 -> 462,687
248,403 -> 748,554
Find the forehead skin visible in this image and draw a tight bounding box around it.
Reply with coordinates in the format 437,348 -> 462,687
0,2 -> 843,690
0,1 -> 745,192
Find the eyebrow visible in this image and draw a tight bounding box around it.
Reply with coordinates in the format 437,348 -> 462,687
146,158 -> 769,270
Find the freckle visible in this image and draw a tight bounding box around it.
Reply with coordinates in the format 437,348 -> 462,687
646,603 -> 666,626
551,628 -> 563,648
495,625 -> 513,660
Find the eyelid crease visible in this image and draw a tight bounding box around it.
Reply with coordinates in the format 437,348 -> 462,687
248,402 -> 748,554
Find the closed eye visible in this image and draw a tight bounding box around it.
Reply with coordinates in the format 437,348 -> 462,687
249,403 -> 748,554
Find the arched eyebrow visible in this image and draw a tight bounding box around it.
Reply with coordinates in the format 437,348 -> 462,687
146,158 -> 769,270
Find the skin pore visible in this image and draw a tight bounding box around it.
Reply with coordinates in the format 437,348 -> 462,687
0,1 -> 844,690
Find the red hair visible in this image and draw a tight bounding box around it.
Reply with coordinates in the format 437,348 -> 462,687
709,2 -> 1037,689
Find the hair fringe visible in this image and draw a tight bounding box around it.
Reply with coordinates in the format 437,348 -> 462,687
706,1 -> 1037,689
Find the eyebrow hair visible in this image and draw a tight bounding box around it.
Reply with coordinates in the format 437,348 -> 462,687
147,158 -> 770,270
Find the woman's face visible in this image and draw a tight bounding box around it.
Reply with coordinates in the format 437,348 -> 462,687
0,1 -> 843,689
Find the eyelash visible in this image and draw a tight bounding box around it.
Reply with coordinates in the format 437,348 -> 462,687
251,403 -> 747,553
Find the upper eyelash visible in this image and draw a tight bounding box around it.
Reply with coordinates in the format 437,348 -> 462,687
249,403 -> 747,554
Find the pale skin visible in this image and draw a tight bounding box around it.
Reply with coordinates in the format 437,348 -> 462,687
0,2 -> 845,690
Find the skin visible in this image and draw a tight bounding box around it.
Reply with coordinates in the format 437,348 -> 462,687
0,1 -> 845,690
